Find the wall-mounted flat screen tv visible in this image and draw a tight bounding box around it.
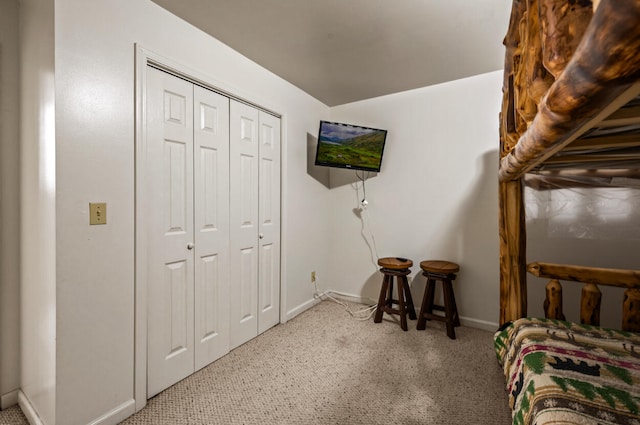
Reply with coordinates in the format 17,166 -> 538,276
314,120 -> 388,172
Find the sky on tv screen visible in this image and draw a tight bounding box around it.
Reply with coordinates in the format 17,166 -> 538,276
320,122 -> 380,142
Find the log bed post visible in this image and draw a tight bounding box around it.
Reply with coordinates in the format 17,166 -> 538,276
623,289 -> 640,332
498,0 -> 528,326
499,178 -> 527,325
544,279 -> 565,321
580,283 -> 602,326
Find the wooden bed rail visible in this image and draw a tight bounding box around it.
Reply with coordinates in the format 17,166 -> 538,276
527,262 -> 640,332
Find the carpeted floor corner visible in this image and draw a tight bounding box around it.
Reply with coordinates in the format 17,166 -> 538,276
0,300 -> 512,424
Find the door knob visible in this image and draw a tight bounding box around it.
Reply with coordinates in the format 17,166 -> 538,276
187,242 -> 195,250
259,233 -> 264,239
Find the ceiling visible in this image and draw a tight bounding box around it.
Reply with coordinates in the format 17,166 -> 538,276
150,0 -> 512,106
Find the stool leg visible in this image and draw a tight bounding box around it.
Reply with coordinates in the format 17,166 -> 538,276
400,275 -> 417,320
426,278 -> 436,315
449,280 -> 461,327
417,278 -> 435,330
374,274 -> 390,323
397,277 -> 408,331
442,278 -> 457,339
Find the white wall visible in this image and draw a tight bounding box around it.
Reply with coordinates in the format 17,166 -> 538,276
0,0 -> 21,409
19,0 -> 57,423
51,0 -> 330,423
526,186 -> 640,328
327,72 -> 503,328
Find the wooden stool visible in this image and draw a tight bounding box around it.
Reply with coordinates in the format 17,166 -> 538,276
417,260 -> 460,339
374,257 -> 417,331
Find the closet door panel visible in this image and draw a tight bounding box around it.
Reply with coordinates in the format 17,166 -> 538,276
258,112 -> 281,334
239,247 -> 257,321
146,67 -> 195,398
230,100 -> 259,349
193,86 -> 230,370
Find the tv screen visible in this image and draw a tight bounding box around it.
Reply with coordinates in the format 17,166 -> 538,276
314,120 -> 387,172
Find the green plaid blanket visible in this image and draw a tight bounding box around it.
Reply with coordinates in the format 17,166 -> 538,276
494,318 -> 640,425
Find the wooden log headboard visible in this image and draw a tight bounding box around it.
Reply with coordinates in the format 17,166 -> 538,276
528,262 -> 640,331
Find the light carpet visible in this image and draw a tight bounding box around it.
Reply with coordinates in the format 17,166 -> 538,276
0,300 -> 511,424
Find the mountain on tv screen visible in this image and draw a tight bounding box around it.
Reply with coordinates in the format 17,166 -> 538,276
314,120 -> 387,172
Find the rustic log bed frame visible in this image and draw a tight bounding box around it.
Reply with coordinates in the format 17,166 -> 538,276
498,0 -> 640,330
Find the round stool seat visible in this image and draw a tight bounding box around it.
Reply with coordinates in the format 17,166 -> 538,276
420,260 -> 459,275
378,257 -> 413,270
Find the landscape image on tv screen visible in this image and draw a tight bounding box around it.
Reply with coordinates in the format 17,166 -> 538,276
314,121 -> 387,172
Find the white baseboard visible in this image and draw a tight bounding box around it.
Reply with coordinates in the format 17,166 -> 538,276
320,290 -> 501,332
285,297 -> 320,321
316,290 -> 377,305
285,288 -> 379,322
1,390 -> 19,409
459,316 -> 499,332
18,391 -> 44,425
286,292 -> 500,333
87,399 -> 135,425
18,391 -> 135,425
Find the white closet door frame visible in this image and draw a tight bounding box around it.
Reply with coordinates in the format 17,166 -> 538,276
134,46 -> 284,412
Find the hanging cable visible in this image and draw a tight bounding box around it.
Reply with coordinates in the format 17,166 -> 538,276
361,206 -> 380,261
353,171 -> 380,265
356,170 -> 369,207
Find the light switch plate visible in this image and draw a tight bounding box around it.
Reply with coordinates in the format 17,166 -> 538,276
89,202 -> 107,225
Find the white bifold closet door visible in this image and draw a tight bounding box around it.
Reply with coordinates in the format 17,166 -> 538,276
146,67 -> 230,398
229,100 -> 281,350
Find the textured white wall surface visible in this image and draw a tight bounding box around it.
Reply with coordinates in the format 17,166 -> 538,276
328,72 -> 503,328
